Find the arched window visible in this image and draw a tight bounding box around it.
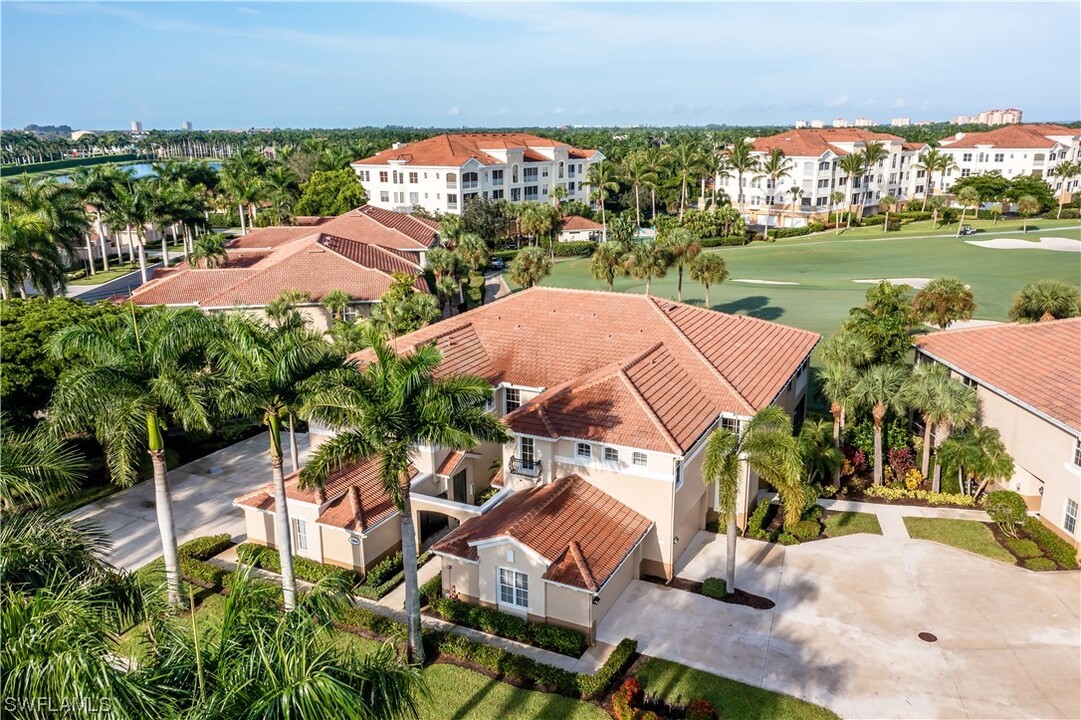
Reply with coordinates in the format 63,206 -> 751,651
511,164 -> 519,183
446,172 -> 457,188
462,171 -> 478,189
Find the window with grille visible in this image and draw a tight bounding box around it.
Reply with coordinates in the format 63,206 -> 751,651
576,442 -> 592,459
1065,498 -> 1078,535
1073,440 -> 1081,468
505,388 -> 521,413
632,452 -> 647,467
292,518 -> 308,551
499,568 -> 528,608
604,447 -> 619,463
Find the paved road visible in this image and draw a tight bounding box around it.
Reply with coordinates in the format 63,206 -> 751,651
68,433 -> 310,570
599,530 -> 1081,720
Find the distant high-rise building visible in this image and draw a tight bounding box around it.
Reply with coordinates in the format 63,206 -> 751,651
853,117 -> 874,128
952,108 -> 1022,126
182,121 -> 193,131
794,120 -> 808,128
809,119 -> 825,129
890,117 -> 911,127
131,120 -> 143,133
832,118 -> 850,128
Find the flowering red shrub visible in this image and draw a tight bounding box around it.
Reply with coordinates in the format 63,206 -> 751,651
612,679 -> 642,720
887,446 -> 915,480
686,698 -> 718,720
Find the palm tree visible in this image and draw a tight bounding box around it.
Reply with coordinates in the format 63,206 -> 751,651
1053,160 -> 1080,219
915,149 -> 943,210
0,178 -> 87,297
622,152 -> 658,228
788,186 -> 804,215
906,362 -> 950,479
1008,279 -> 1081,322
838,153 -> 866,231
688,253 -> 729,307
262,164 -> 300,224
642,146 -> 670,227
438,213 -> 465,249
301,327 -> 510,663
755,149 -> 794,237
817,330 -> 875,439
507,246 -> 552,288
0,415 -> 86,510
799,418 -> 844,486
590,241 -> 627,291
710,153 -> 733,211
726,139 -> 758,217
702,406 -> 802,596
624,240 -> 672,296
880,194 -> 898,231
659,227 -> 701,301
852,364 -> 910,484
860,141 -> 889,218
584,161 -> 620,233
954,186 -> 981,237
106,180 -> 153,283
1017,194 -> 1041,233
186,233 -> 229,269
912,276 -> 977,330
48,306 -> 216,606
266,289 -> 313,330
921,373 -> 979,491
455,234 -> 490,305
818,363 -> 859,478
319,289 -> 352,322
936,425 -> 1014,497
550,183 -> 567,208
670,143 -> 706,220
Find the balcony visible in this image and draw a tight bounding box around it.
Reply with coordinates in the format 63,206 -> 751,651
509,456 -> 542,479
492,178 -> 504,187
462,180 -> 479,190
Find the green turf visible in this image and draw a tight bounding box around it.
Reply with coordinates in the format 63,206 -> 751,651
525,219 -> 1081,340
415,664 -> 607,720
635,657 -> 840,720
69,263 -> 142,285
822,511 -> 883,537
902,517 -> 1016,563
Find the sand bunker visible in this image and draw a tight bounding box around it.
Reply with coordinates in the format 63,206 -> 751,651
966,237 -> 1081,252
731,279 -> 800,286
853,278 -> 932,289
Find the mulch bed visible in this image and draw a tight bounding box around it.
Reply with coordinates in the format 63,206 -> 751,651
641,574 -> 775,610
985,521 -> 1072,571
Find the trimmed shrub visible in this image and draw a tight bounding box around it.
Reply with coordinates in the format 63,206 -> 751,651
425,630 -> 580,696
704,519 -> 721,533
337,603 -> 405,639
1023,557 -> 1058,572
493,249 -> 520,262
984,491 -> 1027,535
354,551 -> 433,600
577,637 -> 637,699
1004,538 -> 1042,559
474,486 -> 500,506
611,678 -> 641,720
863,485 -> 976,506
179,556 -> 228,588
552,241 -> 596,257
699,236 -> 748,248
701,577 -> 726,600
179,533 -> 233,560
365,551 -> 405,587
790,519 -> 823,542
1023,516 -> 1078,568
801,503 -> 824,522
420,574 -> 442,606
746,499 -> 773,540
429,596 -> 587,657
235,542 -> 359,587
775,531 -> 800,546
686,699 -> 719,720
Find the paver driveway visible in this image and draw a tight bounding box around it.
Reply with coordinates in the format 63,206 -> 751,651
597,531 -> 1081,720
68,433 -> 310,571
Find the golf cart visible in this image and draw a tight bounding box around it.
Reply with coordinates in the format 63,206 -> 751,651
959,224 -> 977,235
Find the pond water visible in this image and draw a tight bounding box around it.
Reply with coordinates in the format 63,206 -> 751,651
54,161 -> 221,184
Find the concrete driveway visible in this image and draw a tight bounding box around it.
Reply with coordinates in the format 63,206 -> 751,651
597,531 -> 1081,720
68,433 -> 310,571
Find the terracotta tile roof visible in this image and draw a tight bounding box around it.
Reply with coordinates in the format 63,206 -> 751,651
353,133 -> 598,168
317,207 -> 438,250
436,450 -> 466,477
235,457 -> 419,532
748,128 -> 904,158
490,468 -> 504,487
562,215 -> 604,231
432,475 -> 652,591
227,226 -> 314,249
352,289 -> 818,434
938,125 -> 1069,150
914,319 -> 1081,434
355,205 -> 440,248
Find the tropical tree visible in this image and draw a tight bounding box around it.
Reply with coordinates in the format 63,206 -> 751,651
437,213 -> 465,249
799,418 -> 844,486
659,227 -> 701,301
1008,279 -> 1081,322
924,373 -> 979,491
670,143 -> 706,220
852,364 -> 910,485
838,153 -> 866,230
0,415 -> 86,510
844,281 -> 916,364
105,180 -> 153,283
48,307 -> 216,606
1052,160 -> 1080,219
642,146 -> 670,226
584,161 -> 620,232
880,194 -> 898,230
859,141 -> 889,218
0,178 -> 87,297
622,152 -> 659,229
788,186 -> 804,213
915,148 -> 944,210
954,186 -> 982,236
186,232 -> 229,269
688,253 -> 729,307
590,241 -> 627,291
913,276 -> 977,330
1017,194 -> 1041,232
265,289 -> 313,330
702,406 -> 802,596
726,139 -> 758,216
369,274 -> 439,338
301,327 -> 511,663
624,240 -> 672,296
550,183 -> 567,208
320,289 -> 353,321
755,148 -> 793,237
937,425 -> 1014,497
927,194 -> 948,229
507,246 -> 552,288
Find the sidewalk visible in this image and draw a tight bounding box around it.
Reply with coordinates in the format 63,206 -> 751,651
818,497 -> 992,540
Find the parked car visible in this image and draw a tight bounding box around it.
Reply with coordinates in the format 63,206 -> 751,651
959,225 -> 977,235
491,257 -> 505,270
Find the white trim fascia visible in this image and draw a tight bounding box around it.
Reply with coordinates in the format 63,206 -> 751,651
431,549 -> 480,565
552,455 -> 672,483
1065,463 -> 1081,480
468,535 -> 551,567
596,522 -> 654,594
496,381 -> 547,394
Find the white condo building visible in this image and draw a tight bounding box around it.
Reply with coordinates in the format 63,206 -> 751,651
934,124 -> 1081,195
716,128 -> 927,228
351,133 -> 604,215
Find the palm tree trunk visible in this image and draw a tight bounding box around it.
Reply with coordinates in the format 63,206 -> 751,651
645,276 -> 652,297
931,421 -> 947,492
85,234 -> 96,276
134,229 -> 149,284
399,480 -> 425,664
288,412 -> 300,473
161,232 -> 170,268
268,420 -> 298,611
651,188 -> 657,229
634,184 -> 641,229
954,206 -> 966,237
97,214 -> 110,272
677,266 -> 684,301
238,203 -> 246,234
725,514 -> 737,595
921,418 -> 933,479
148,441 -> 182,607
704,284 -> 710,307
872,407 -> 885,485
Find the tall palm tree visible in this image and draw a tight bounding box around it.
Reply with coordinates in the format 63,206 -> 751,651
1008,279 -> 1081,322
622,152 -> 658,228
936,424 -> 1014,497
301,326 -> 511,663
838,153 -> 866,231
852,364 -> 910,484
670,143 -> 706,220
590,241 -> 627,291
818,330 -> 875,439
106,180 -> 153,283
830,190 -> 845,235
642,146 -> 670,228
0,415 -> 86,510
711,154 -> 733,211
210,313 -> 343,610
688,253 -> 729,307
913,276 -> 977,330
1053,160 -> 1080,219
320,289 -> 352,321
454,234 -> 490,305
860,141 -> 889,218
659,227 -> 701,301
915,148 -> 943,210
755,149 -> 794,238
818,363 -> 860,461
907,362 -> 950,479
702,406 -> 802,596
549,183 -> 567,208
48,306 -> 216,606
924,374 -> 978,491
954,186 -> 982,237
0,213 -> 60,299
186,233 -> 229,269
624,240 -> 672,296
1017,194 -> 1041,233
584,161 -> 620,233
879,194 -> 898,231
788,186 -> 804,215
0,177 -> 87,297
726,139 -> 758,217
507,246 -> 552,288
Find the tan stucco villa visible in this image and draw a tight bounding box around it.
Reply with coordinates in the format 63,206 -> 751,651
235,287 -> 819,638
915,318 -> 1081,549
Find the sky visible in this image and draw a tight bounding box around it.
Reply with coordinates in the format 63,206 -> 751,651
2,1 -> 1079,130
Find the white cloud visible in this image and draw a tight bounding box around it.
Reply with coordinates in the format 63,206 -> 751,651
447,106 -> 460,116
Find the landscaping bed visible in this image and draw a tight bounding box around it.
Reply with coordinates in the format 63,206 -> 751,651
641,574 -> 775,611
902,515 -> 1077,571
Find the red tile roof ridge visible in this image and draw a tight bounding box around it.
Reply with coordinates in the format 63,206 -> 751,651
645,297 -> 756,414
499,478 -> 580,559
317,233 -> 420,273
349,485 -> 366,531
566,540 -> 598,592
616,365 -> 684,454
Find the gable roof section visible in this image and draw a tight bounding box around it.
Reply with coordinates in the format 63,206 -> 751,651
353,133 -> 598,169
317,207 -> 438,250
938,124 -> 1070,150
227,226 -> 314,249
562,215 -> 604,231
432,475 -> 652,591
914,319 -> 1081,434
749,128 -> 904,157
356,205 -> 440,248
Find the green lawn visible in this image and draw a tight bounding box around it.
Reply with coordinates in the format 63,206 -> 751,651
525,218 -> 1081,340
822,511 -> 882,538
902,517 -> 1015,564
69,263 -> 142,285
636,658 -> 840,720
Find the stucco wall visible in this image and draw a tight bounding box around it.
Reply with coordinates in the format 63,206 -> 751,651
321,526 -> 367,570
441,556 -> 479,600
475,540 -> 549,618
244,508 -> 274,545
544,583 -> 591,632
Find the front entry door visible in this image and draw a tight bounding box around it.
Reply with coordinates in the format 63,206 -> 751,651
452,469 -> 468,504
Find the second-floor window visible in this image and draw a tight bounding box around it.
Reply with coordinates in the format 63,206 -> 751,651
379,171 -> 388,182
1065,498 -> 1078,534
721,417 -> 740,436
576,442 -> 592,459
519,436 -> 535,465
1073,440 -> 1081,468
604,447 -> 619,463
632,452 -> 647,467
505,388 -> 521,413
409,171 -> 418,183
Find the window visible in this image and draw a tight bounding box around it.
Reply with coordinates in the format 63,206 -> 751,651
1064,499 -> 1079,534
447,193 -> 458,207
576,442 -> 592,459
962,153 -> 973,162
498,568 -> 528,608
446,172 -> 457,188
523,167 -> 538,182
462,171 -> 479,189
409,192 -> 419,204
511,164 -> 519,183
817,179 -> 829,189
379,171 -> 388,183
632,452 -> 647,467
567,182 -> 574,192
379,191 -> 389,203
492,189 -> 504,200
994,153 -> 1004,162
505,388 -> 521,413
492,169 -> 504,186
961,169 -> 971,178
720,416 -> 740,435
818,161 -> 831,172
511,188 -> 521,201
961,376 -> 977,389
519,436 -> 535,464
409,171 -> 418,183
604,447 -> 619,463
292,518 -> 308,551
1073,440 -> 1081,468
558,161 -> 564,178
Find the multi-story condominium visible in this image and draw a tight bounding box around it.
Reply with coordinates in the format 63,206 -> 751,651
832,118 -> 850,128
853,117 -> 875,128
794,120 -> 808,129
952,108 -> 1023,126
236,288 -> 819,638
129,205 -> 437,330
809,119 -> 825,129
914,320 -> 1081,550
716,128 -> 928,228
351,133 -> 604,216
934,124 -> 1081,197
891,117 -> 911,127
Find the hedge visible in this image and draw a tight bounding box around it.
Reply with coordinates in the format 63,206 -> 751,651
420,574 -> 443,605
1022,517 -> 1078,568
236,542 -> 360,587
2,153 -> 140,175
430,596 -> 587,657
180,534 -> 234,560
135,534 -> 235,589
699,236 -> 749,247
746,499 -> 773,540
552,241 -> 596,257
1023,557 -> 1058,572
354,550 -> 434,600
862,485 -> 976,506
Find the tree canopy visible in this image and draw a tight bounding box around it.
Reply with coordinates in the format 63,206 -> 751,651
293,169 -> 368,216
